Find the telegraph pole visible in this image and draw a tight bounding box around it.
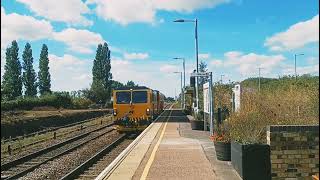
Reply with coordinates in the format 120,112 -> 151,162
220,74 -> 224,84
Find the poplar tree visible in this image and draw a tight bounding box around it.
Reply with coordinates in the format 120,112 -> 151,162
2,40 -> 22,100
22,43 -> 37,97
38,44 -> 51,95
91,42 -> 112,103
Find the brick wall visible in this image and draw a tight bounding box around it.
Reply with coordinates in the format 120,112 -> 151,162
267,125 -> 319,180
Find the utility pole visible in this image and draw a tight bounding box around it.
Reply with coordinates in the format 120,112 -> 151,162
173,18 -> 199,114
173,71 -> 183,109
173,57 -> 186,109
220,74 -> 224,84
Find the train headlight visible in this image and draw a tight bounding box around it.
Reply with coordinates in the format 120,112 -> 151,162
113,109 -> 117,116
146,108 -> 150,115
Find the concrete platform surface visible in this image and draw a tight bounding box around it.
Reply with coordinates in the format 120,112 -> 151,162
100,109 -> 241,180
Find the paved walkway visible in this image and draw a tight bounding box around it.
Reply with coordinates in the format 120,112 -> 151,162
101,110 -> 241,180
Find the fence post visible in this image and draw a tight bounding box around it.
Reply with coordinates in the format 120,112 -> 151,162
8,145 -> 11,155
53,132 -> 56,139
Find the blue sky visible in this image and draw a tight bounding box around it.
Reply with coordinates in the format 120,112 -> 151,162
1,0 -> 319,97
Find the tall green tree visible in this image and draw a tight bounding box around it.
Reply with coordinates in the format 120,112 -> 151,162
91,42 -> 112,103
22,43 -> 37,97
198,61 -> 208,86
38,44 -> 51,95
125,80 -> 138,87
111,80 -> 124,89
2,40 -> 22,100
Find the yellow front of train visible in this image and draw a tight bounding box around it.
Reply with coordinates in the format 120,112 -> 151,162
112,87 -> 154,133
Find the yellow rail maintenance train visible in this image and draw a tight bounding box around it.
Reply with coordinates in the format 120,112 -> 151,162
112,86 -> 165,132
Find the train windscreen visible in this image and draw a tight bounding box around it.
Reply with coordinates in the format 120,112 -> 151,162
116,92 -> 131,104
132,91 -> 147,103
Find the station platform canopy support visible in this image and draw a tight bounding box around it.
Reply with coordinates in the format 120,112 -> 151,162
190,72 -> 214,136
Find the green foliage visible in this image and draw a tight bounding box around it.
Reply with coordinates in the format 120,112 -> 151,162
198,61 -> 208,86
91,80 -> 109,103
91,42 -> 112,103
38,44 -> 51,95
71,98 -> 93,109
22,43 -> 37,97
111,80 -> 124,89
125,80 -> 138,87
2,40 -> 23,100
1,92 -> 72,111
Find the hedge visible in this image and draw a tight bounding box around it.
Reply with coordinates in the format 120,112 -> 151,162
1,92 -> 74,111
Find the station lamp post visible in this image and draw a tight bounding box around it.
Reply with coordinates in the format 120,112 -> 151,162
294,53 -> 304,81
174,18 -> 199,114
173,71 -> 183,109
173,57 -> 186,109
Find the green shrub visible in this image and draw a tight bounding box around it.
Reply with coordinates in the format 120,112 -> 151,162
71,98 -> 93,109
1,92 -> 73,111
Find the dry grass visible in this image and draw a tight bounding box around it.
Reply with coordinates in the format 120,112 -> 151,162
226,84 -> 319,144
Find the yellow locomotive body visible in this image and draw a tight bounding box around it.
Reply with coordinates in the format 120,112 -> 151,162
112,86 -> 165,132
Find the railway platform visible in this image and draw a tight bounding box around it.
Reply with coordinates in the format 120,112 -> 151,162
96,109 -> 241,180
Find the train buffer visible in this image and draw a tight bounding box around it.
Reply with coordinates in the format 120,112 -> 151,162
96,109 -> 241,180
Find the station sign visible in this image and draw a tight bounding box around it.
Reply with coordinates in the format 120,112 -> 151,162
190,72 -> 210,77
203,82 -> 210,113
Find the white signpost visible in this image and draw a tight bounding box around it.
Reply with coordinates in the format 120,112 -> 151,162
232,84 -> 241,112
203,82 -> 209,113
191,72 -> 214,136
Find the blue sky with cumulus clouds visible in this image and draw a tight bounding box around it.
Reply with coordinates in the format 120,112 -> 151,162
1,0 -> 319,97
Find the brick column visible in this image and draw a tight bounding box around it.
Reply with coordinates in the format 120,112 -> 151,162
267,125 -> 319,179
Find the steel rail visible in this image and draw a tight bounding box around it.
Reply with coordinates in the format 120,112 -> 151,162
60,134 -> 127,180
2,113 -> 112,143
1,122 -> 114,172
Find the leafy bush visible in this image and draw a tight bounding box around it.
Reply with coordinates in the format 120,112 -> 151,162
1,92 -> 73,111
71,98 -> 93,109
227,81 -> 319,144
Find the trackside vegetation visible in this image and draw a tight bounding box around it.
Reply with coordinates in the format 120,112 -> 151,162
1,40 -> 142,111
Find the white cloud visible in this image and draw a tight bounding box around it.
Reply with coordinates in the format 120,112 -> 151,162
87,0 -> 155,25
307,57 -> 319,65
111,60 -> 183,97
87,0 -> 229,25
17,0 -> 92,26
124,52 -> 149,60
1,6 -> 54,79
153,0 -> 230,12
1,7 -> 53,51
53,28 -> 104,54
209,51 -> 285,76
49,54 -> 92,91
282,64 -> 319,76
210,60 -> 223,67
199,53 -> 210,59
265,14 -> 319,51
159,64 -> 180,73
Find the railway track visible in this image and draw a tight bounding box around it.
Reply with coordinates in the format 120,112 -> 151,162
1,114 -> 113,161
60,134 -> 133,180
1,122 -> 115,180
2,114 -> 112,145
60,104 -> 173,180
95,105 -> 174,180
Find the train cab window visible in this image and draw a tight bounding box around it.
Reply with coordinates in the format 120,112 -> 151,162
132,91 -> 148,103
116,92 -> 131,104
